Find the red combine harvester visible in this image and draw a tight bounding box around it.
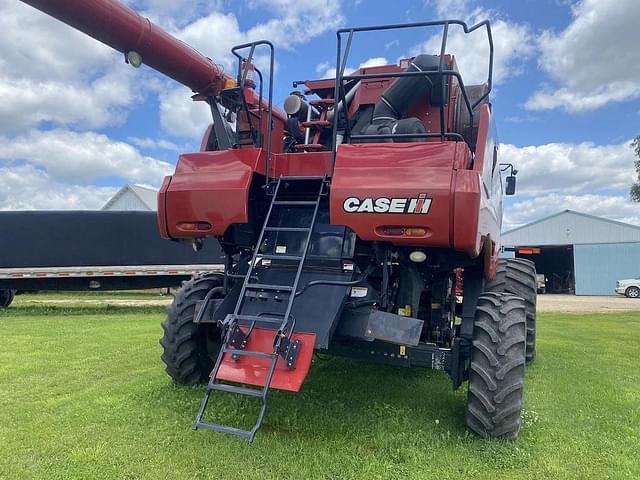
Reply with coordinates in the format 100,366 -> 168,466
21,0 -> 537,441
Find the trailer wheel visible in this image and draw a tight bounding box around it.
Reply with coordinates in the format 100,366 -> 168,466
465,293 -> 526,440
486,258 -> 537,364
160,273 -> 225,385
0,289 -> 15,308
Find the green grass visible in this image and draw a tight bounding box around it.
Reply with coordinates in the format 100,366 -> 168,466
14,290 -> 169,302
1,297 -> 639,480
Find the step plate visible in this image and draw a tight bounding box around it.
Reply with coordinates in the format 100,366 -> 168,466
215,327 -> 316,392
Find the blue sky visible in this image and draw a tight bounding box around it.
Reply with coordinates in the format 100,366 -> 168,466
0,0 -> 638,229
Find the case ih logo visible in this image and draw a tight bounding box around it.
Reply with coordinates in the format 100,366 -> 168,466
343,194 -> 432,214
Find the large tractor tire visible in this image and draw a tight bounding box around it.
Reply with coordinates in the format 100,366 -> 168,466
160,273 -> 225,385
486,258 -> 537,364
465,293 -> 526,440
0,289 -> 15,308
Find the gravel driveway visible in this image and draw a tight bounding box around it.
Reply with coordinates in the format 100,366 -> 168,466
14,293 -> 640,313
537,294 -> 640,313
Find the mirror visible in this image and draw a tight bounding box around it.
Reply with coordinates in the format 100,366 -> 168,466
505,175 -> 517,195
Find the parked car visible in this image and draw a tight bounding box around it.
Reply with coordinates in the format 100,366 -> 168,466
615,278 -> 640,298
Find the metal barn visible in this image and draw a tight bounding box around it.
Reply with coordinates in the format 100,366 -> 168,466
502,210 -> 640,295
102,184 -> 158,211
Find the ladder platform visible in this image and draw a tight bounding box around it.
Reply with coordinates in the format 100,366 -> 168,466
309,98 -> 335,106
260,254 -> 302,261
216,327 -> 316,392
293,143 -> 326,151
272,200 -> 317,206
264,226 -> 309,232
209,383 -> 264,397
245,283 -> 293,291
301,120 -> 331,128
194,420 -> 254,441
277,175 -> 326,181
222,347 -> 275,359
227,314 -> 285,325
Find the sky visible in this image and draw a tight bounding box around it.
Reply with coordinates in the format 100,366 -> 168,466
0,0 -> 638,230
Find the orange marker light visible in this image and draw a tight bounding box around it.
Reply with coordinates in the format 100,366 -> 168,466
177,221 -> 212,231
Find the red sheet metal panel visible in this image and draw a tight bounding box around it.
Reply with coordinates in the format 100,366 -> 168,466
160,149 -> 263,238
215,327 -> 316,393
452,169 -> 482,256
330,142 -> 467,247
270,151 -> 333,178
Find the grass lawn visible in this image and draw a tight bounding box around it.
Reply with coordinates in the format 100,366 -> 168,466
1,296 -> 639,479
12,290 -> 169,302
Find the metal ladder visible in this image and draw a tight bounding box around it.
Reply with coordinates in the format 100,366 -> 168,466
193,176 -> 326,441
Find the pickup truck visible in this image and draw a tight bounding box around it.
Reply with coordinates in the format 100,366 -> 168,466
615,278 -> 640,298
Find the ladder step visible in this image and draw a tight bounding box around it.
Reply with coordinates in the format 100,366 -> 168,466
260,254 -> 303,261
223,348 -> 276,359
194,420 -> 254,441
309,98 -> 335,106
272,201 -> 317,206
293,143 -> 326,151
264,226 -> 310,232
245,283 -> 293,291
210,383 -> 265,397
230,314 -> 285,324
301,120 -> 331,128
278,176 -> 326,181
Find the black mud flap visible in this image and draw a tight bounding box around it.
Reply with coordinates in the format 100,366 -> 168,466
335,307 -> 424,346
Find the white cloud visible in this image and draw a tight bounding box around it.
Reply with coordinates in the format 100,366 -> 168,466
159,87 -> 213,139
0,164 -> 118,210
0,0 -> 111,80
0,130 -> 173,185
127,0 -> 224,29
425,0 -> 471,19
127,137 -> 183,152
162,1 -> 345,138
525,0 -> 640,112
0,66 -> 140,132
246,0 -> 344,48
417,0 -> 535,85
172,12 -> 246,73
418,17 -> 534,85
0,1 -> 142,132
359,57 -> 389,68
504,194 -> 640,230
501,140 -> 636,196
315,57 -> 390,80
501,139 -> 639,230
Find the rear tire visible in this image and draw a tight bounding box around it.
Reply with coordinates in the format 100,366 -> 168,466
626,286 -> 640,298
0,289 -> 15,308
160,273 -> 225,385
486,258 -> 537,364
465,293 -> 526,440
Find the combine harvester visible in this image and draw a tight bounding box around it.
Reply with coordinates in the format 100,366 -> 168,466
20,0 -> 537,441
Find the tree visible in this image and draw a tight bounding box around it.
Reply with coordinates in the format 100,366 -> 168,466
632,136 -> 640,202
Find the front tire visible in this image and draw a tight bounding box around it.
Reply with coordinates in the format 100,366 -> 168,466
160,273 -> 225,385
626,286 -> 640,298
486,258 -> 537,364
465,293 -> 526,440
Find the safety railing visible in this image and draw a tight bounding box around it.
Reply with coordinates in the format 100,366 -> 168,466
331,20 -> 494,153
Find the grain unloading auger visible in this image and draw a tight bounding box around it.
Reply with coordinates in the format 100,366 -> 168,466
22,0 -> 537,442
